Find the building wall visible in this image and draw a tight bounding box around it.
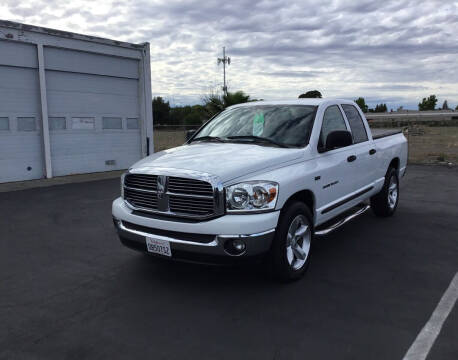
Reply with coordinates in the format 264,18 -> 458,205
0,21 -> 153,183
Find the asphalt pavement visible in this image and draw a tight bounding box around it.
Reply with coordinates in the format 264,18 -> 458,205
1,165 -> 457,359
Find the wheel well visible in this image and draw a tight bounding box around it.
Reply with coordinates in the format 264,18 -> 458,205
282,190 -> 315,219
389,158 -> 400,173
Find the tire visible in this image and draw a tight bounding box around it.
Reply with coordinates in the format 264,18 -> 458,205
370,167 -> 399,217
271,201 -> 313,282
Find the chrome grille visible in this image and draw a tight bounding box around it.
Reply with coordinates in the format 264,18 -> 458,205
125,174 -> 157,191
123,173 -> 218,219
168,177 -> 213,196
124,187 -> 158,210
169,194 -> 214,216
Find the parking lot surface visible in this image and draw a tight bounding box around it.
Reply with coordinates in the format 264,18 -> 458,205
1,165 -> 457,360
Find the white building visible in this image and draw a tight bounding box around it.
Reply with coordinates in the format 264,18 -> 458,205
0,20 -> 153,183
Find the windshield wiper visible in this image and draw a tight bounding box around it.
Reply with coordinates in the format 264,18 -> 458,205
190,136 -> 225,143
226,135 -> 289,148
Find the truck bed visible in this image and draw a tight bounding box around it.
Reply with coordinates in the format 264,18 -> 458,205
370,128 -> 403,140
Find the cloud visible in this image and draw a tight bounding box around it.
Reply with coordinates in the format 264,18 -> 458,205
361,84 -> 429,91
2,0 -> 457,108
256,71 -> 321,78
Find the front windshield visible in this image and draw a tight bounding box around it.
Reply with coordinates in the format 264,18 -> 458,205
193,105 -> 317,147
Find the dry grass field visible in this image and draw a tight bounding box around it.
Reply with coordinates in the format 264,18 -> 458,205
406,126 -> 458,164
154,130 -> 187,152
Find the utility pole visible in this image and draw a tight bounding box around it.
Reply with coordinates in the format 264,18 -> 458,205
217,46 -> 230,96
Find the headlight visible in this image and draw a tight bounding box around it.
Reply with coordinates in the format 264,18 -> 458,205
226,181 -> 278,213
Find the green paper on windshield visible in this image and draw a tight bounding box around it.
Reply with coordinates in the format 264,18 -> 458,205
252,113 -> 265,136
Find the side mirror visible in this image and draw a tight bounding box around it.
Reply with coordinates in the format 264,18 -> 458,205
186,129 -> 197,141
325,130 -> 353,151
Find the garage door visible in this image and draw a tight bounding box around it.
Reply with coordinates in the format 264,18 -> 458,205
0,41 -> 44,182
44,47 -> 142,177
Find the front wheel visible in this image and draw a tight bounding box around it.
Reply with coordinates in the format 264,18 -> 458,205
271,201 -> 313,281
370,167 -> 399,217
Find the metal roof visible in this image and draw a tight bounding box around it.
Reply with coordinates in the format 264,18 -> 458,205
0,20 -> 146,49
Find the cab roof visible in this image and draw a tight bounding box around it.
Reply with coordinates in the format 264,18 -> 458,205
228,98 -> 355,109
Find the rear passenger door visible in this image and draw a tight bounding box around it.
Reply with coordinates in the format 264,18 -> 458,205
340,104 -> 373,191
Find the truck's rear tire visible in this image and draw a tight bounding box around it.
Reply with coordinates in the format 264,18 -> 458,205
271,201 -> 313,282
370,167 -> 399,217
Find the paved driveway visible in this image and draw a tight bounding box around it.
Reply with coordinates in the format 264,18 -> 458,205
1,165 -> 457,359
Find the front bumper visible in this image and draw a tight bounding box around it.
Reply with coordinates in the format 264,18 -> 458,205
112,197 -> 279,265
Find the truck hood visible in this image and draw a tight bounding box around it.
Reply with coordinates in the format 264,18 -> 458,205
132,143 -> 305,182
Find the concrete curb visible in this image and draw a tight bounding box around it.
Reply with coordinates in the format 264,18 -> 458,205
0,170 -> 125,193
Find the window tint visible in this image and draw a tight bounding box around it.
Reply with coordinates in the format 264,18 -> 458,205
49,117 -> 66,131
17,117 -> 36,131
0,117 -> 9,131
127,118 -> 139,129
319,105 -> 348,148
341,104 -> 368,143
72,117 -> 95,130
103,117 -> 122,129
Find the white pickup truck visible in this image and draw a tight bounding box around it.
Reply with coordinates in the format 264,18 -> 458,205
112,99 -> 407,280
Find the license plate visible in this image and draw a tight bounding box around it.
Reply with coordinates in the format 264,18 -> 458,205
145,237 -> 172,257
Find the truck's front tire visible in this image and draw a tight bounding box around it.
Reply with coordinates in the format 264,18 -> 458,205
370,167 -> 399,217
271,201 -> 313,282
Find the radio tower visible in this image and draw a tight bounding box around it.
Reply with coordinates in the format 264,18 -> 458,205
217,46 -> 231,96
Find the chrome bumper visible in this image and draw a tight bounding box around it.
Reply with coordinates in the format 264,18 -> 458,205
113,217 -> 275,264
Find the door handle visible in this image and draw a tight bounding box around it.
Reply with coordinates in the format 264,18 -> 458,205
347,155 -> 357,162
369,149 -> 376,155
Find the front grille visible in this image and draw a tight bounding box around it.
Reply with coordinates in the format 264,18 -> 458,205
125,174 -> 157,191
168,177 -> 213,196
124,187 -> 158,210
123,173 -> 217,219
169,194 -> 214,216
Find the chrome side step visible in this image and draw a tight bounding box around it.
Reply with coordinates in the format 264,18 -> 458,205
315,204 -> 370,236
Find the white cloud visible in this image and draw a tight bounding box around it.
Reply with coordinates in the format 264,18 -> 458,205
2,0 -> 458,109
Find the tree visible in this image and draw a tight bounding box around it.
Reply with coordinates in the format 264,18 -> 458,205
169,104 -> 207,125
298,90 -> 322,98
202,90 -> 251,118
152,96 -> 171,124
152,91 -> 253,126
354,97 -> 368,113
374,103 -> 387,113
441,100 -> 449,110
456,105 -> 458,111
418,95 -> 437,111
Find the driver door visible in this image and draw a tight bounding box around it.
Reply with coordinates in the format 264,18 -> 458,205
315,105 -> 356,220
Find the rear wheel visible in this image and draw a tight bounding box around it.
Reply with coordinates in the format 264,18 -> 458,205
271,201 -> 313,281
370,167 -> 399,217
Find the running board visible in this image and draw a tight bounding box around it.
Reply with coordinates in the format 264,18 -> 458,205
315,204 -> 370,236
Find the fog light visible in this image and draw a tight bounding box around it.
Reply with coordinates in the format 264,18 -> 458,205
233,240 -> 246,251
224,238 -> 246,256
113,217 -> 121,228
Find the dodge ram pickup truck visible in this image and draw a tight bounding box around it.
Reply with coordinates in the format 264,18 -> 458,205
112,99 -> 407,280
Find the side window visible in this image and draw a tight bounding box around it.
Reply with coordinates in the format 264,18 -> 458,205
341,104 -> 368,143
127,118 -> 139,129
319,105 -> 348,148
71,117 -> 95,130
17,117 -> 36,131
49,117 -> 66,131
0,117 -> 9,131
102,117 -> 122,130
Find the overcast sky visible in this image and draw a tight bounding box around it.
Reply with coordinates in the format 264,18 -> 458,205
2,0 -> 457,109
